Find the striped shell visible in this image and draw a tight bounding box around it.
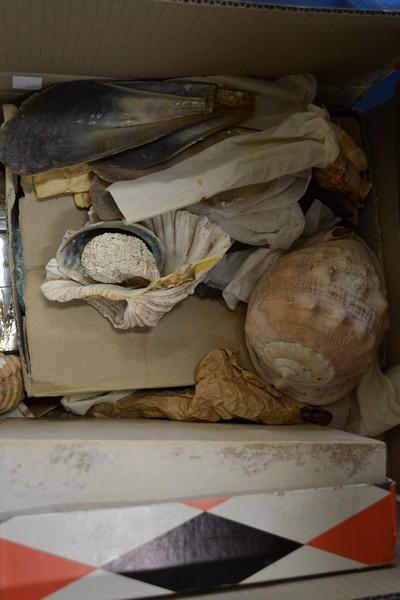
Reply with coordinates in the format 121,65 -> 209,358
0,354 -> 25,414
245,228 -> 389,405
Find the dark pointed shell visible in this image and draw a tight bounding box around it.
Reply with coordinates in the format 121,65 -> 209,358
90,117 -> 245,182
0,80 -> 217,174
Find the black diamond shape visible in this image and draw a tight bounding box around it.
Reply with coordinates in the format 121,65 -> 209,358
103,512 -> 301,593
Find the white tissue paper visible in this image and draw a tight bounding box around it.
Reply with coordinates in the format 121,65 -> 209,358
346,361 -> 400,437
303,198 -> 341,237
203,249 -> 255,291
203,198 -> 339,311
189,173 -> 310,247
222,249 -> 282,310
321,361 -> 400,438
62,391 -> 132,416
108,76 -> 339,223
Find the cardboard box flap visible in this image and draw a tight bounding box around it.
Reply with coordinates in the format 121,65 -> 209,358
0,0 -> 398,86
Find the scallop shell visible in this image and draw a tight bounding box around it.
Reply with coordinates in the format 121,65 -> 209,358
0,354 -> 25,414
56,221 -> 164,285
245,228 -> 389,405
42,211 -> 231,329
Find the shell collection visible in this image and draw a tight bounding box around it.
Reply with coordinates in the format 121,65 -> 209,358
42,210 -> 231,329
246,228 -> 389,405
0,76 -> 390,421
0,353 -> 25,414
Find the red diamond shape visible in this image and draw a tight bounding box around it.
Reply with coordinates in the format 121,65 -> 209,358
182,496 -> 230,511
0,538 -> 95,600
308,491 -> 396,566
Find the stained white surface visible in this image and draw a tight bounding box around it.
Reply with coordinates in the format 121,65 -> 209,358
0,420 -> 386,516
0,418 -> 385,441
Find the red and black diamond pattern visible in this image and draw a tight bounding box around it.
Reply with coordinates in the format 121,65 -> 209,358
0,482 -> 396,600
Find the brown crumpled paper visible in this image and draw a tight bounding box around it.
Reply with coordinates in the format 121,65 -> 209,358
88,348 -> 332,426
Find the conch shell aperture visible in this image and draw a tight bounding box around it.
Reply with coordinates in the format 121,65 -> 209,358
245,228 -> 389,405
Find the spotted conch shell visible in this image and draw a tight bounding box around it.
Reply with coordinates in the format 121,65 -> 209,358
245,228 -> 389,405
0,353 -> 25,414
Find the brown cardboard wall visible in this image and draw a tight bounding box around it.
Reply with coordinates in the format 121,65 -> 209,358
364,94 -> 400,481
364,97 -> 400,368
0,0 -> 398,84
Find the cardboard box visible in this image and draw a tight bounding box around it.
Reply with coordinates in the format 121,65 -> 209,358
0,419 -> 395,598
3,2 -> 400,396
0,480 -> 396,599
0,1 -> 399,597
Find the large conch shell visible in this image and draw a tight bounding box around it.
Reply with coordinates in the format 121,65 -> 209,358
0,353 -> 25,414
42,211 -> 231,329
245,228 -> 389,405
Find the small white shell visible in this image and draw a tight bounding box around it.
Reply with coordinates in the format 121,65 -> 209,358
42,210 -> 231,329
0,354 -> 25,414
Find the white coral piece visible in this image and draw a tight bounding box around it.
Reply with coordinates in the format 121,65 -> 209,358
81,232 -> 159,284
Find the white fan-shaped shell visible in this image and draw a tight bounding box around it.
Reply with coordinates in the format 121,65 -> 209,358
0,354 -> 25,414
42,210 -> 231,328
246,229 -> 389,405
